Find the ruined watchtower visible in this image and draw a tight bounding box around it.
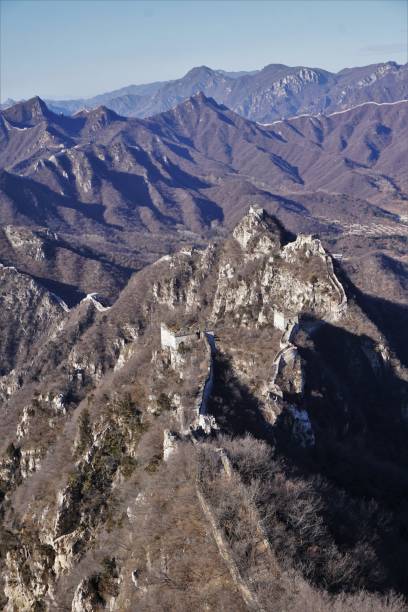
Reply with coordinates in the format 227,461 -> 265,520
160,323 -> 200,351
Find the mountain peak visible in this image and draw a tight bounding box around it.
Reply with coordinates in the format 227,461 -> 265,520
2,96 -> 51,127
189,91 -> 229,111
171,92 -> 225,114
249,204 -> 265,216
232,206 -> 284,252
93,105 -> 122,118
25,96 -> 48,112
82,105 -> 124,127
184,65 -> 215,79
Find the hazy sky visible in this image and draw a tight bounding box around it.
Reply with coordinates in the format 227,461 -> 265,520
1,0 -> 407,101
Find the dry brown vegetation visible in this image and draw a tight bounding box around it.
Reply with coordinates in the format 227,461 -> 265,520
112,435 -> 407,611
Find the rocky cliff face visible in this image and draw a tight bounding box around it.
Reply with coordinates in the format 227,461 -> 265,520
151,207 -> 346,328
0,208 -> 407,610
0,263 -> 66,377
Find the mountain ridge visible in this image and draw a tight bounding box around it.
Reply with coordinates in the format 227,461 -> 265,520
3,61 -> 406,124
1,91 -> 407,312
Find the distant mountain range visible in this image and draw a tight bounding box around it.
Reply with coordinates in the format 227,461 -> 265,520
0,92 -> 407,308
2,62 -> 407,123
1,92 -> 407,228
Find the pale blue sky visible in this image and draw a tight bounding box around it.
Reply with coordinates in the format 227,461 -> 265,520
1,0 -> 407,101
